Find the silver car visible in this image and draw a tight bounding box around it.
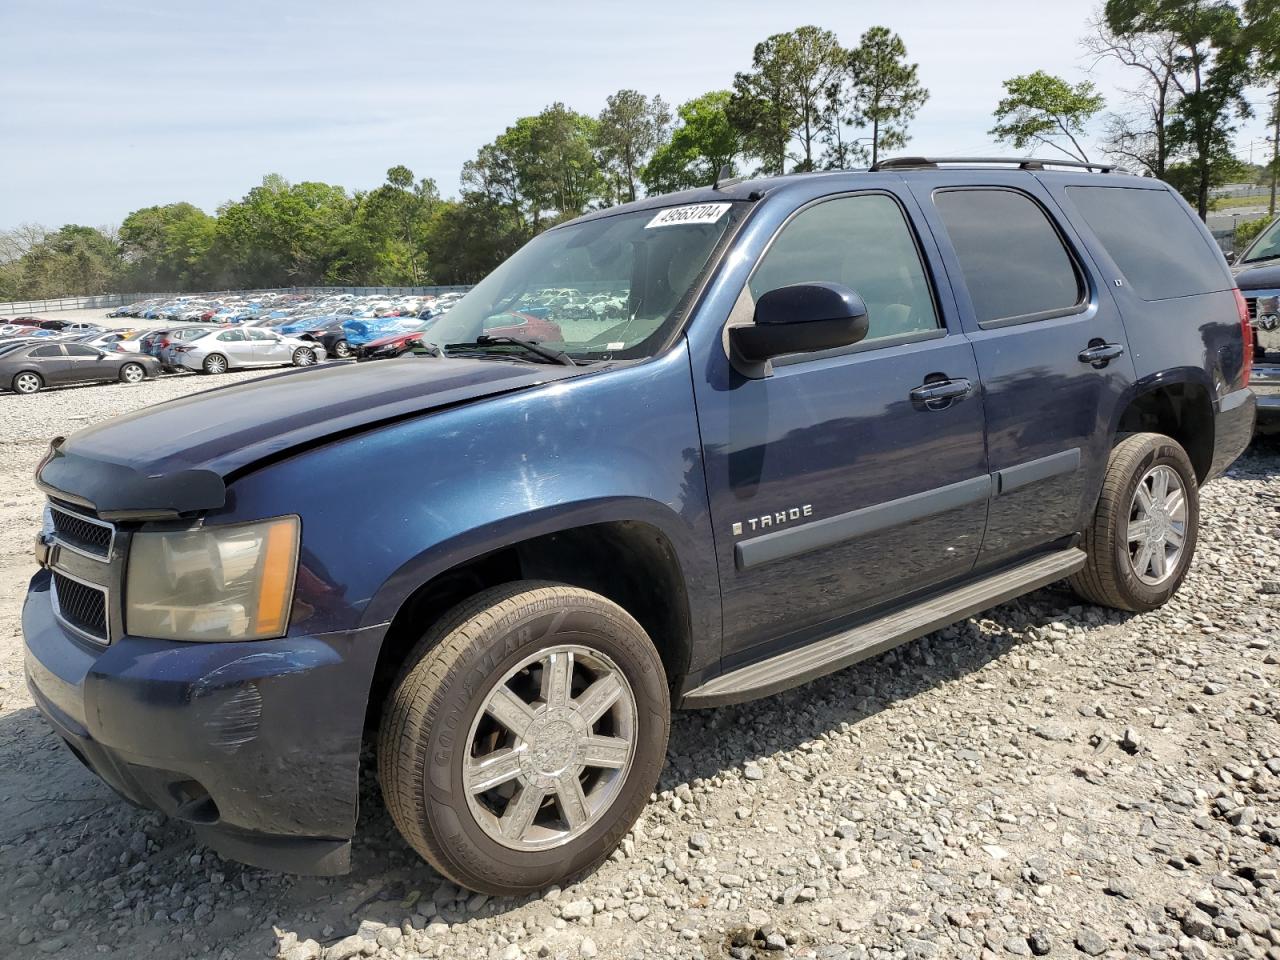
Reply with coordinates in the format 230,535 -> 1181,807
174,327 -> 327,374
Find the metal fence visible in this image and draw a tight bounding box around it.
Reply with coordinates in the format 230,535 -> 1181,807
0,285 -> 474,316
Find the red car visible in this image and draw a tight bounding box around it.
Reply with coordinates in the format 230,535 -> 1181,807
356,313 -> 565,361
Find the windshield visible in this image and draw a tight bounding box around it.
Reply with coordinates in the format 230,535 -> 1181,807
1241,217 -> 1280,265
424,202 -> 745,360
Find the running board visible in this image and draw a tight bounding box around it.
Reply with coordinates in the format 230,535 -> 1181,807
681,547 -> 1086,708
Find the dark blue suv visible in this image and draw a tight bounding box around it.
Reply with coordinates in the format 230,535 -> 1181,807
23,158 -> 1256,895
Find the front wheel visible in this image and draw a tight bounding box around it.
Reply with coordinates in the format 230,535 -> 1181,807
119,362 -> 146,384
1070,432 -> 1199,612
291,347 -> 316,367
378,582 -> 670,895
333,340 -> 352,359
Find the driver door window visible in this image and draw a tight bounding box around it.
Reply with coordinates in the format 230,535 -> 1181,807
749,193 -> 940,348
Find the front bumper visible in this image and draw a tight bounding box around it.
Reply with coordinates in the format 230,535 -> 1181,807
23,569 -> 386,875
1252,363 -> 1280,426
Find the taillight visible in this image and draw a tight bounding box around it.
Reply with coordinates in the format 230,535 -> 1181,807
1233,288 -> 1252,388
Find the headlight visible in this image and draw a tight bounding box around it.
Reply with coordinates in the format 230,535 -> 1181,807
126,516 -> 300,642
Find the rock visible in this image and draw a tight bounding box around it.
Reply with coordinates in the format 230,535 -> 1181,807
1035,721 -> 1073,742
1028,930 -> 1052,956
1075,927 -> 1107,956
1105,876 -> 1137,899
282,942 -> 322,960
560,900 -> 594,921
374,928 -> 402,950
744,762 -> 765,781
324,935 -> 373,960
580,938 -> 598,958
764,932 -> 788,951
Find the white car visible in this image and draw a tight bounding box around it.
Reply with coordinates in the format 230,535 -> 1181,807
173,327 -> 327,374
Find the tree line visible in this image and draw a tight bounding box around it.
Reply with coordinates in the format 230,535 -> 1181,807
3,3 -> 1277,301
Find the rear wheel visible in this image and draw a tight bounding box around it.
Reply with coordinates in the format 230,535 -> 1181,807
1070,432 -> 1199,612
119,362 -> 146,384
292,347 -> 316,367
12,371 -> 42,395
333,340 -> 352,359
202,353 -> 228,375
378,582 -> 670,895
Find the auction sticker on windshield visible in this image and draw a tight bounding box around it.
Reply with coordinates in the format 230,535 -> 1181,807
646,203 -> 731,228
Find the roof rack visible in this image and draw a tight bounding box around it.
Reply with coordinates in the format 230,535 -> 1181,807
869,156 -> 1128,174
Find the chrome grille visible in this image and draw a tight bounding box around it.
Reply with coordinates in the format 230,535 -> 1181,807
51,572 -> 109,644
49,505 -> 114,560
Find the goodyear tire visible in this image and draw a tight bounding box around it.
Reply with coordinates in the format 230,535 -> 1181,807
1070,432 -> 1199,612
378,582 -> 670,895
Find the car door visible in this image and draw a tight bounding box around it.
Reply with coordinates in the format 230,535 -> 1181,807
62,343 -> 113,382
695,190 -> 990,663
25,344 -> 68,383
248,328 -> 292,364
904,173 -> 1137,566
214,328 -> 252,365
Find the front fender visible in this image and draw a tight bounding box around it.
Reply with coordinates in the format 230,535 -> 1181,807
214,344 -> 720,657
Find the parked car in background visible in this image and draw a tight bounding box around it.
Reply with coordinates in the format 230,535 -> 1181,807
156,326 -> 219,370
2,341 -> 159,394
1233,215 -> 1280,429
172,326 -> 326,373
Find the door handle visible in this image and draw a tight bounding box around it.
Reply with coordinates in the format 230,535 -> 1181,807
1078,341 -> 1125,367
910,377 -> 972,410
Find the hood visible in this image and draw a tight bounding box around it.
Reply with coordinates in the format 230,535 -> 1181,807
1235,261 -> 1280,291
38,357 -> 585,520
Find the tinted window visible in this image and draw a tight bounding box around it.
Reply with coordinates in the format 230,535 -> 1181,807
1065,186 -> 1231,300
64,344 -> 100,357
247,329 -> 272,341
935,189 -> 1083,324
217,330 -> 247,342
749,193 -> 938,343
1240,217 -> 1280,266
30,345 -> 62,358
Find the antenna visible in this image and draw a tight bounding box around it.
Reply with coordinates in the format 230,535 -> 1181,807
713,164 -> 742,190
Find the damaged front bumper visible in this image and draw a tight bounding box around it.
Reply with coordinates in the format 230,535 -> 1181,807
23,568 -> 386,875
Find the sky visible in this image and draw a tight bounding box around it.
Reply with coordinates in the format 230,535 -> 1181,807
1,0 -> 1274,230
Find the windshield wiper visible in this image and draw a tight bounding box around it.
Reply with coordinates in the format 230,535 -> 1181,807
1241,253 -> 1280,265
445,335 -> 577,366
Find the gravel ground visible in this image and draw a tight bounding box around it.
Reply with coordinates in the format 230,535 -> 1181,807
0,373 -> 1276,960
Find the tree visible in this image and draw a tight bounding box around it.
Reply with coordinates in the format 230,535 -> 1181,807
848,26 -> 929,166
10,225 -> 122,297
1083,14 -> 1181,177
421,197 -> 528,284
990,71 -> 1105,162
1105,0 -> 1253,220
642,91 -> 746,193
728,26 -> 850,174
354,166 -> 441,283
118,202 -> 216,291
595,90 -> 671,203
463,104 -> 606,231
1245,0 -> 1279,215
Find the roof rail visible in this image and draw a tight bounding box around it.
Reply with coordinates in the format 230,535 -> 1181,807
869,156 -> 1129,175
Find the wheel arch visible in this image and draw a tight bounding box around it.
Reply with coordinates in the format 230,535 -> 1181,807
361,503 -> 699,734
1111,369 -> 1215,482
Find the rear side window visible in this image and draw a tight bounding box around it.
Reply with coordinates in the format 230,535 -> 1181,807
934,189 -> 1084,325
30,345 -> 61,358
749,193 -> 939,343
1065,186 -> 1230,300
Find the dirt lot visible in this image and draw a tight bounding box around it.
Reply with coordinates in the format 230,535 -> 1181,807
0,370 -> 1276,960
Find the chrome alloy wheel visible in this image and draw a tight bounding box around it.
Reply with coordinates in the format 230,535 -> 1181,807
1126,464 -> 1187,586
13,372 -> 40,394
463,644 -> 637,851
121,363 -> 145,383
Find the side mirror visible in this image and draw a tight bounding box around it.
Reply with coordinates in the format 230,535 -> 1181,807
729,282 -> 870,376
